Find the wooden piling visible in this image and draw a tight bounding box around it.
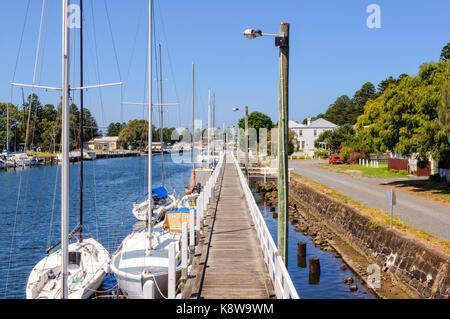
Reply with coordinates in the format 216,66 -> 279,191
309,257 -> 320,284
297,242 -> 307,268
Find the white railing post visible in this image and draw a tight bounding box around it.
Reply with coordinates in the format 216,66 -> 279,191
181,222 -> 188,283
189,209 -> 195,253
168,242 -> 176,299
143,280 -> 155,299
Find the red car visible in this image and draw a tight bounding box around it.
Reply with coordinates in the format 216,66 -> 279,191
329,156 -> 343,164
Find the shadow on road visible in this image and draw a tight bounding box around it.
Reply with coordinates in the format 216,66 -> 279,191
380,178 -> 450,198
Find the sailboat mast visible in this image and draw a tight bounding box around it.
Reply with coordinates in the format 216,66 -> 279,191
207,90 -> 211,166
146,0 -> 153,255
213,93 -> 216,158
79,0 -> 84,243
159,44 -> 165,186
192,63 -> 195,184
61,0 -> 70,299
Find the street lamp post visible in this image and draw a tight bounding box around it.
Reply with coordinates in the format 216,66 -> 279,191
243,23 -> 290,267
232,106 -> 249,179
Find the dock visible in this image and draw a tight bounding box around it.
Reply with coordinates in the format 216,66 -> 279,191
182,151 -> 298,299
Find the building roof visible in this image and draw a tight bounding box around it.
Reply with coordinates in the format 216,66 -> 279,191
289,118 -> 337,129
87,136 -> 119,143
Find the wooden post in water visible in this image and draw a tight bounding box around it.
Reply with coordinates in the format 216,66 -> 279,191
277,22 -> 290,268
297,242 -> 306,268
309,257 -> 320,284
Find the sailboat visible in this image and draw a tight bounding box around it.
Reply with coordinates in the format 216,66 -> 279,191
25,0 -> 110,299
131,45 -> 177,222
111,0 -> 182,299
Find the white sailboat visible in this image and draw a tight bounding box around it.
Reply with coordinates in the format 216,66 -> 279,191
132,188 -> 177,222
111,0 -> 182,299
131,45 -> 177,222
25,0 -> 111,299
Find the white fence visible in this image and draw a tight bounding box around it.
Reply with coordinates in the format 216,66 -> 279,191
245,167 -> 294,183
195,152 -> 225,226
231,152 -> 299,299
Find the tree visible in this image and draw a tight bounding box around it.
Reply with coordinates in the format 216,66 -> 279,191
238,111 -> 273,142
356,61 -> 450,161
440,43 -> 450,62
377,76 -> 398,93
438,62 -> 450,134
118,120 -> 149,150
106,122 -> 126,137
314,124 -> 356,153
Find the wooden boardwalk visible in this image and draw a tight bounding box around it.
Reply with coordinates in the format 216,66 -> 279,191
183,160 -> 275,299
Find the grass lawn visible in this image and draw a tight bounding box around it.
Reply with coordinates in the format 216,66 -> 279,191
27,152 -> 57,157
318,162 -> 411,178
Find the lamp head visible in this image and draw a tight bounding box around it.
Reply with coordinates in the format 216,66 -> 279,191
232,108 -> 240,112
243,29 -> 262,39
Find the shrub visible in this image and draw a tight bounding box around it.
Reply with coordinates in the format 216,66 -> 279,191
398,170 -> 408,175
348,150 -> 366,164
340,146 -> 352,163
315,149 -> 329,158
389,169 -> 399,173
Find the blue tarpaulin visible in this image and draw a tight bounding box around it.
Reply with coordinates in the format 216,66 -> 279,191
167,208 -> 192,214
152,186 -> 168,200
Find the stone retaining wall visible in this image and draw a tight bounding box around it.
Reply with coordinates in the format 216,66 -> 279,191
289,180 -> 449,299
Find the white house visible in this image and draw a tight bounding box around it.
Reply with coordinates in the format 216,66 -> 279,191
289,118 -> 338,156
84,136 -> 119,151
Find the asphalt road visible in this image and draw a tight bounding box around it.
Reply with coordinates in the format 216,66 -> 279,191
288,160 -> 450,242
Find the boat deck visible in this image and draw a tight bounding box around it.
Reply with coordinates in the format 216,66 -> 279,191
183,161 -> 275,299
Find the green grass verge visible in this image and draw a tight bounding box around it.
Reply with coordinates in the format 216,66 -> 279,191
291,172 -> 450,255
319,163 -> 411,178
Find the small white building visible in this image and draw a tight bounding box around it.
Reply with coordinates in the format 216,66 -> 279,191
289,118 -> 337,156
84,136 -> 119,151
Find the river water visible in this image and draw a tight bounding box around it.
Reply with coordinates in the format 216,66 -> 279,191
0,154 -> 192,299
251,189 -> 375,299
0,155 -> 374,299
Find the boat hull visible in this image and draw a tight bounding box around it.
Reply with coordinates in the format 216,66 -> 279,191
26,238 -> 109,299
132,194 -> 177,221
110,230 -> 182,299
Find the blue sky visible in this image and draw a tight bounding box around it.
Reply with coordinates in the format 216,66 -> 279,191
0,0 -> 449,132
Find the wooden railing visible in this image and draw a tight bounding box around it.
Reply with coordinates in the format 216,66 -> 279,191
231,152 -> 299,299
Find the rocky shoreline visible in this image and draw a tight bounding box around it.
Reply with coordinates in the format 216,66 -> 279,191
253,181 -> 411,299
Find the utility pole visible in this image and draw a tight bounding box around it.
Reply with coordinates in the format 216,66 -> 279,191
244,106 -> 249,179
277,22 -> 290,267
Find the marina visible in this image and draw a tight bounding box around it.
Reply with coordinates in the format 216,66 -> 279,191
1,0 -> 447,303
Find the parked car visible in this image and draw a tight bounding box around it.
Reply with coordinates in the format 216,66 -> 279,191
329,156 -> 343,164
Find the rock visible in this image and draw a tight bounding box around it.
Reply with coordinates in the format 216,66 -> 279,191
346,277 -> 354,285
349,285 -> 358,292
340,264 -> 348,271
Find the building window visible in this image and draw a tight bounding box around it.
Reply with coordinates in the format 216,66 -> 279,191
302,141 -> 305,149
314,130 -> 317,137
299,130 -> 303,136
